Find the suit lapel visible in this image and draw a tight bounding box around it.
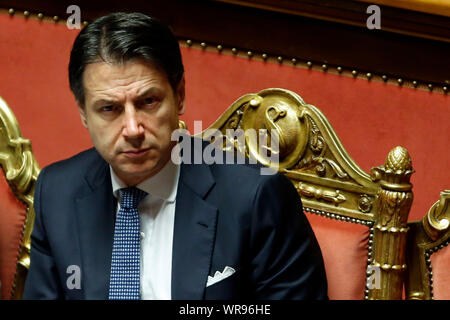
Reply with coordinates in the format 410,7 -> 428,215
74,154 -> 115,299
171,161 -> 218,300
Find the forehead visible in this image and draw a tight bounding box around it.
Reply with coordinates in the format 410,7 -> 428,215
82,60 -> 170,100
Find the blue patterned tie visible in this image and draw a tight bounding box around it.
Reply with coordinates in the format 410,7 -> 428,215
109,187 -> 147,300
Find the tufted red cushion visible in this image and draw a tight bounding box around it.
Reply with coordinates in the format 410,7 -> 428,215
305,212 -> 370,299
0,168 -> 28,299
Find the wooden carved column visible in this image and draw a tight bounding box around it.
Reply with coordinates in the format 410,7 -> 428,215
368,146 -> 414,299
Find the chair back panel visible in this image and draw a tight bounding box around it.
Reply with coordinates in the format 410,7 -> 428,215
405,190 -> 450,300
0,168 -> 27,299
198,88 -> 414,299
431,245 -> 450,299
306,212 -> 369,299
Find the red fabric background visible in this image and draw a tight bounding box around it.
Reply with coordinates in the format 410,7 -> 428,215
0,13 -> 448,221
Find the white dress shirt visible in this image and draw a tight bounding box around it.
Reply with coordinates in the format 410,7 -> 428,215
110,160 -> 180,300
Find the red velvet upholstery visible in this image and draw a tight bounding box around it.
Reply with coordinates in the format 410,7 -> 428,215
430,244 -> 450,299
305,212 -> 369,299
0,168 -> 28,299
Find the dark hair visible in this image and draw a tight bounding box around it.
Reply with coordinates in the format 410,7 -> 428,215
68,12 -> 184,105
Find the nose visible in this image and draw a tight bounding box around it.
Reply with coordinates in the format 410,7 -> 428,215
122,104 -> 144,138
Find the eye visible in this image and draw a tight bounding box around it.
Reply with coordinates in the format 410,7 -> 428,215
144,97 -> 154,105
101,105 -> 114,112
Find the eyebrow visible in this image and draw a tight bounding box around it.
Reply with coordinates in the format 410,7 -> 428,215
91,87 -> 163,108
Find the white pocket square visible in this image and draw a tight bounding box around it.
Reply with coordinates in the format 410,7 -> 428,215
206,266 -> 236,287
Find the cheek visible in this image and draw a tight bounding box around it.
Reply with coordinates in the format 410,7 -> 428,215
86,122 -> 118,152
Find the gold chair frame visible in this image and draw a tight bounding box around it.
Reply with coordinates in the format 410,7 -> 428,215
406,190 -> 450,299
198,88 -> 415,299
0,96 -> 39,299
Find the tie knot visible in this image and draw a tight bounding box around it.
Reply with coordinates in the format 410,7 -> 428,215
118,187 -> 148,209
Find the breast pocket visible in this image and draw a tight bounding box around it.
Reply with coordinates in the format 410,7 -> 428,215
204,269 -> 246,300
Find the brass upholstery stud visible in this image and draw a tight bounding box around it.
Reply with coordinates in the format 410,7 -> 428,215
306,61 -> 312,68
37,13 -> 44,20
412,81 -> 418,88
321,64 -> 328,71
23,11 -> 30,18
53,15 -> 59,22
247,51 -> 253,58
82,21 -> 88,27
216,45 -> 223,52
366,73 -> 372,80
443,86 -> 448,93
261,53 -> 268,60
397,78 -> 403,85
277,56 -> 283,63
351,70 -> 358,77
381,75 -> 388,82
291,58 -> 297,65
8,8 -> 15,15
231,48 -> 237,54
186,39 -> 192,46
428,84 -> 433,91
200,42 -> 206,49
336,66 -> 342,73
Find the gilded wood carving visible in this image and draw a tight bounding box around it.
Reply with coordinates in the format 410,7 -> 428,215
0,96 -> 40,299
198,88 -> 415,299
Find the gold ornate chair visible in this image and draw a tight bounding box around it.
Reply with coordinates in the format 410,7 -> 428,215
199,88 -> 415,299
0,96 -> 39,299
405,190 -> 450,300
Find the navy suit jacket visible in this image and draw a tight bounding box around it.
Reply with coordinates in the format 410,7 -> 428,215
23,146 -> 327,299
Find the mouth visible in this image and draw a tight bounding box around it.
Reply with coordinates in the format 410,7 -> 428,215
121,148 -> 151,158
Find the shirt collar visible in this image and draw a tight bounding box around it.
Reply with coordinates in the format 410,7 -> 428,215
110,159 -> 180,203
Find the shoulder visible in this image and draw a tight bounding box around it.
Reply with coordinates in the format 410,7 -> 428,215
37,147 -> 106,191
40,147 -> 102,176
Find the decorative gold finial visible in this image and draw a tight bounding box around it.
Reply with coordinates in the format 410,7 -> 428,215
385,146 -> 412,174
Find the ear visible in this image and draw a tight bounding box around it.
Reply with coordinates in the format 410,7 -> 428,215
77,104 -> 88,128
176,75 -> 186,116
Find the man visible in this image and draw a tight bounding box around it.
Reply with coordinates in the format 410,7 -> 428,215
23,12 -> 327,300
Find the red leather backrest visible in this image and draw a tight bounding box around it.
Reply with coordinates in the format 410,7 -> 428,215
430,244 -> 450,299
0,168 -> 28,299
306,212 -> 369,299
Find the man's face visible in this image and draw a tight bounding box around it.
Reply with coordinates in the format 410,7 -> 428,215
79,59 -> 185,186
